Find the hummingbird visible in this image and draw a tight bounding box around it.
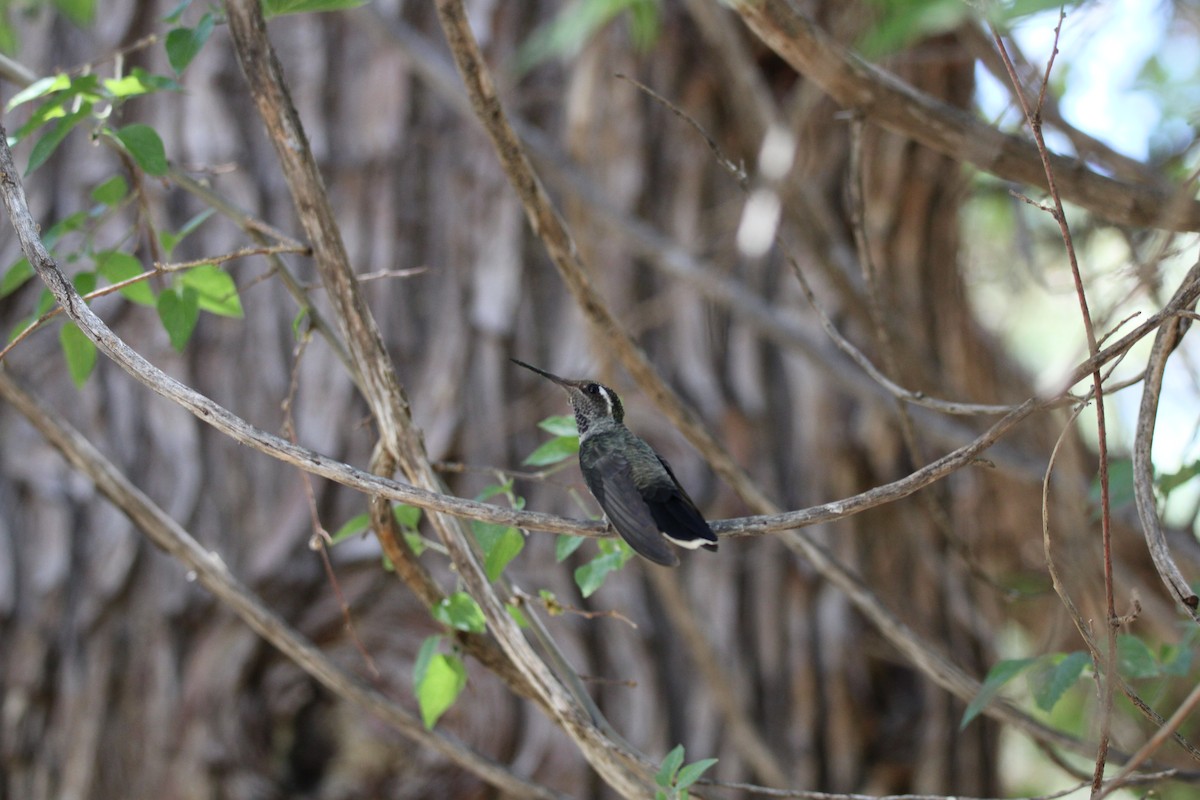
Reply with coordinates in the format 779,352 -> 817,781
512,359 -> 718,566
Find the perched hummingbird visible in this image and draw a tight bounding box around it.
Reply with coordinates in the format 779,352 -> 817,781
512,359 -> 718,566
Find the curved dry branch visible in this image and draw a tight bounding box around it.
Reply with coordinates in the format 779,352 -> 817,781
224,1 -> 659,795
0,370 -> 564,800
730,0 -> 1200,232
1133,261 -> 1200,618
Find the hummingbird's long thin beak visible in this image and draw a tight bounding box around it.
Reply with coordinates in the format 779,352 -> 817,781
510,358 -> 571,387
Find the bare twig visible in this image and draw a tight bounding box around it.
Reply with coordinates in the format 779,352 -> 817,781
990,18 -> 1118,791
1133,261 -> 1200,617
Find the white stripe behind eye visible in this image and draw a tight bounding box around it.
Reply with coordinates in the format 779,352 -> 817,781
596,385 -> 613,416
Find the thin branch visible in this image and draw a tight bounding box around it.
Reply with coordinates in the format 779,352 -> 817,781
990,19 -> 1118,791
1133,260 -> 1200,617
0,244 -> 308,363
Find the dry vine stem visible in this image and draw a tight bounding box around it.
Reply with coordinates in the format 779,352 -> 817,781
1133,260 -> 1200,617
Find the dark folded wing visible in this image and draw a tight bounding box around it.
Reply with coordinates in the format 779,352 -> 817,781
581,446 -> 679,567
645,455 -> 718,551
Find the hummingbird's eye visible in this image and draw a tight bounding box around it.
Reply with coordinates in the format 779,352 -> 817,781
585,384 -> 600,395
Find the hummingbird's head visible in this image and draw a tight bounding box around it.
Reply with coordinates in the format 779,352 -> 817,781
511,359 -> 624,435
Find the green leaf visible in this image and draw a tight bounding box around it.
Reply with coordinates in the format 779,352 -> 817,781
657,745 -> 685,788
859,0 -> 968,58
73,270 -> 97,296
1159,460 -> 1200,497
52,0 -> 96,26
91,175 -> 129,206
960,657 -> 1035,729
1027,651 -> 1089,713
102,73 -> 157,98
330,511 -> 370,544
166,13 -> 215,74
157,286 -> 200,352
416,652 -> 467,729
1118,634 -> 1161,679
506,601 -> 530,628
59,322 -> 97,387
8,316 -> 37,344
537,414 -> 578,437
1160,642 -> 1193,677
6,74 -> 70,112
114,123 -> 168,176
262,0 -> 367,17
180,264 -> 243,317
556,534 -> 586,562
524,434 -> 579,466
25,105 -> 91,175
95,251 -> 155,306
393,503 -> 422,530
433,591 -> 487,634
35,288 -> 56,316
676,758 -> 718,791
472,521 -> 525,581
160,208 -> 215,255
1,258 -> 34,298
517,0 -> 660,74
574,545 -> 632,599
413,635 -> 440,688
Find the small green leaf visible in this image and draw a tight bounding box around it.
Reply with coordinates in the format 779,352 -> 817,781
95,251 -> 155,306
574,544 -> 632,599
157,285 -> 200,351
25,106 -> 91,175
114,123 -> 168,176
537,414 -> 578,437
556,534 -> 586,562
1161,642 -> 1193,677
6,74 -> 70,112
1,258 -> 34,298
657,744 -> 685,788
8,316 -> 37,344
506,601 -> 529,628
416,652 -> 467,729
393,503 -> 422,530
960,657 -> 1035,729
524,434 -> 579,466
330,511 -> 370,544
91,175 -> 129,206
53,0 -> 96,26
413,635 -> 440,688
676,758 -> 718,791
433,592 -> 487,634
472,521 -> 525,581
1027,651 -> 1089,713
35,288 -> 56,316
1118,634 -> 1160,679
59,322 -> 97,387
165,13 -> 214,73
403,530 -> 426,555
262,0 -> 367,17
180,264 -> 242,317
102,73 -> 156,98
1159,460 -> 1200,497
159,209 -> 215,256
73,270 -> 97,296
